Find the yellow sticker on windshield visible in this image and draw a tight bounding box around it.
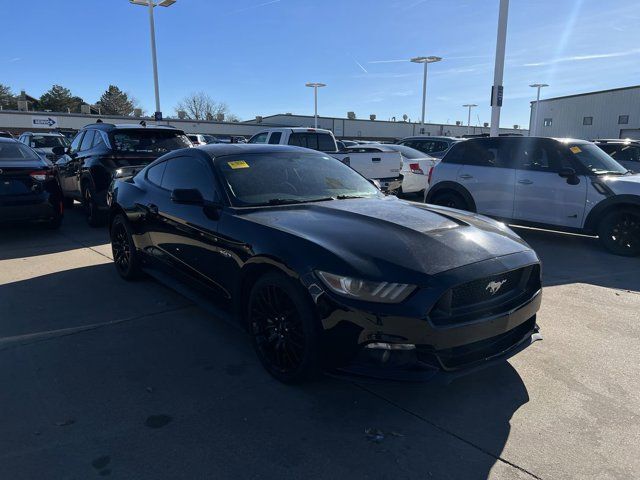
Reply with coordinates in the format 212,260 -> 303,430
570,146 -> 582,154
228,160 -> 249,169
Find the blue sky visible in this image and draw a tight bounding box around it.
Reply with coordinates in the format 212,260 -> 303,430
1,0 -> 639,128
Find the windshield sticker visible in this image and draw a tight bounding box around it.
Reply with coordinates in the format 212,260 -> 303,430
228,160 -> 250,169
570,146 -> 582,154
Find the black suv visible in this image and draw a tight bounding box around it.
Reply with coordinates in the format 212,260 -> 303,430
593,139 -> 640,172
55,122 -> 191,226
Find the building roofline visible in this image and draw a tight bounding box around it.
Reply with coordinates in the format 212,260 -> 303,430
531,85 -> 640,104
251,113 -> 522,130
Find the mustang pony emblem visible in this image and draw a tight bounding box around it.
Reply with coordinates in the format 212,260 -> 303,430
486,279 -> 507,295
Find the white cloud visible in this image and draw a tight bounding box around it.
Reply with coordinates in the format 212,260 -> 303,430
523,48 -> 640,67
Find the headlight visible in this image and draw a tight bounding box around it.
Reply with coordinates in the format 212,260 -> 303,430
316,271 -> 415,303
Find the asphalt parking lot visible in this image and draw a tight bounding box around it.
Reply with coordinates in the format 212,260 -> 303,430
1,207 -> 639,480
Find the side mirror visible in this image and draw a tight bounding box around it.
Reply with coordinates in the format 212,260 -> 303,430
368,178 -> 382,190
171,188 -> 204,205
559,167 -> 580,185
558,167 -> 576,178
51,146 -> 66,156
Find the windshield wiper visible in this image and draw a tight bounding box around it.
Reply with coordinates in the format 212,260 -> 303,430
265,197 -> 334,206
335,194 -> 368,199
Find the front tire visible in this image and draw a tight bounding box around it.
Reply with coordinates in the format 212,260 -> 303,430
248,272 -> 321,384
110,214 -> 143,280
597,209 -> 640,256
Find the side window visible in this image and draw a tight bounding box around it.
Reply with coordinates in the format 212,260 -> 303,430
317,133 -> 336,151
462,139 -> 509,168
161,156 -> 217,201
433,141 -> 449,153
249,132 -> 268,144
511,140 -> 566,172
92,131 -> 105,148
69,132 -> 85,154
146,161 -> 167,186
268,132 -> 282,144
442,142 -> 466,164
80,130 -> 95,151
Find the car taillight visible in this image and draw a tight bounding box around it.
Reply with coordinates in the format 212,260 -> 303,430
29,170 -> 53,181
427,166 -> 434,185
409,163 -> 424,175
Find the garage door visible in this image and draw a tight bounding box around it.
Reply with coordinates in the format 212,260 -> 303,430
619,128 -> 640,139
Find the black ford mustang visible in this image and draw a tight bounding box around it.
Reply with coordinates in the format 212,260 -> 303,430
108,144 -> 542,383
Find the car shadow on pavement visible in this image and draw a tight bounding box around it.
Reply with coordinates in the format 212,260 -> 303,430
0,260 -> 530,479
514,226 -> 640,292
0,210 -> 110,261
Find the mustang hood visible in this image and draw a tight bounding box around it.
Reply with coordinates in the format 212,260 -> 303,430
239,197 -> 533,277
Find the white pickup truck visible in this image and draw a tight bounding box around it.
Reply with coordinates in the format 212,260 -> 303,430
247,127 -> 402,192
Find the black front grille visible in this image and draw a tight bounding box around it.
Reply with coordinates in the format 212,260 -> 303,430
451,268 -> 522,309
417,317 -> 536,370
429,265 -> 541,327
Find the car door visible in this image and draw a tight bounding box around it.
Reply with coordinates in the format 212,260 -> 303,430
512,139 -> 587,228
73,130 -> 96,195
56,131 -> 84,197
150,154 -> 229,298
457,138 -> 516,218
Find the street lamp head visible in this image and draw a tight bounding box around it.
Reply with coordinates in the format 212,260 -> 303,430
410,56 -> 443,64
306,83 -> 326,88
463,104 -> 478,108
529,83 -> 549,88
130,0 -> 177,7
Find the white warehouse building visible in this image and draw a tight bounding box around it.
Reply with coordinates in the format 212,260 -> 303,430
530,85 -> 640,140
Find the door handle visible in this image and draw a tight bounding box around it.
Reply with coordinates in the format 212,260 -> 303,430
459,174 -> 473,179
518,179 -> 533,185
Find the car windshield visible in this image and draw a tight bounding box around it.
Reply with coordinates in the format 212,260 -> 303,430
569,143 -> 629,175
31,135 -> 69,148
112,130 -> 191,153
385,145 -> 429,159
0,142 -> 40,161
215,152 -> 381,206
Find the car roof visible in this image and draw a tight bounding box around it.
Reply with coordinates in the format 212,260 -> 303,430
593,138 -> 640,144
200,143 -> 318,158
400,136 -> 460,141
21,131 -> 64,136
0,137 -> 19,144
83,122 -> 184,133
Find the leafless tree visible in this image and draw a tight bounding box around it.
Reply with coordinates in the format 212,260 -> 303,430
175,92 -> 234,121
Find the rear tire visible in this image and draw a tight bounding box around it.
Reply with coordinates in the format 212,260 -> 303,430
431,191 -> 471,211
110,214 -> 143,280
597,209 -> 640,257
247,272 -> 321,384
82,183 -> 104,227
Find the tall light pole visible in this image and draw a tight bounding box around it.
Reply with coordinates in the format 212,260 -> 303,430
130,0 -> 177,122
462,104 -> 478,135
529,83 -> 548,136
490,0 -> 509,137
305,82 -> 326,129
410,56 -> 443,130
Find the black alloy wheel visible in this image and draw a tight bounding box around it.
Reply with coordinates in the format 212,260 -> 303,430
248,272 -> 320,383
598,209 -> 640,257
110,214 -> 142,279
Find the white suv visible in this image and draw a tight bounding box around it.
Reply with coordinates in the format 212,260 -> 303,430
426,137 -> 640,256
